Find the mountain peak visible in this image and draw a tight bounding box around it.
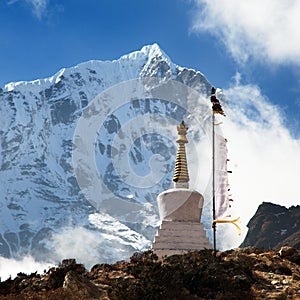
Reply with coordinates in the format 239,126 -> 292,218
140,43 -> 169,59
3,43 -> 175,93
119,43 -> 174,66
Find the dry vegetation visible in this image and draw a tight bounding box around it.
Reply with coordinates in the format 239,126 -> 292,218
0,247 -> 300,299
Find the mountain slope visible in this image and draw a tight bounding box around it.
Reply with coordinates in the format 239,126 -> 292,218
241,202 -> 300,250
0,44 -> 213,265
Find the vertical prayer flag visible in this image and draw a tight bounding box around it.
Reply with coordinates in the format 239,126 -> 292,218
210,88 -> 241,235
214,133 -> 230,219
213,133 -> 241,235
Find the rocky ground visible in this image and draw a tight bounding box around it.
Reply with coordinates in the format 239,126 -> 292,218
0,247 -> 300,300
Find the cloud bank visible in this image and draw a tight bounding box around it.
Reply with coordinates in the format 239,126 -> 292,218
0,225 -> 147,280
190,1 -> 300,247
192,0 -> 300,65
0,256 -> 53,281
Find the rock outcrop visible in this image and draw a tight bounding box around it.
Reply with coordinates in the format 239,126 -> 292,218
241,202 -> 300,250
1,248 -> 300,299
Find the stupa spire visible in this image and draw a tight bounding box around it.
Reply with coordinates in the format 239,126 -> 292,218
173,121 -> 189,188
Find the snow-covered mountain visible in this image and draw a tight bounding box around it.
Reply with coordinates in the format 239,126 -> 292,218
0,44 -> 213,266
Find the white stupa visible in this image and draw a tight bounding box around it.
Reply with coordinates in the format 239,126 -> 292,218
152,121 -> 211,257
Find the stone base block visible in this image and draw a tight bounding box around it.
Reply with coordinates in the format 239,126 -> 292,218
152,220 -> 212,257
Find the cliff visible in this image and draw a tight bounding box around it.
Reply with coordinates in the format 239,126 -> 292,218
241,202 -> 300,250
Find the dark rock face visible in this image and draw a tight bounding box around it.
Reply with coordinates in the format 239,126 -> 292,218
241,202 -> 300,250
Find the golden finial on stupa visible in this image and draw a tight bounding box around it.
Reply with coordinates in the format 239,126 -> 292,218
176,121 -> 188,144
173,121 -> 189,188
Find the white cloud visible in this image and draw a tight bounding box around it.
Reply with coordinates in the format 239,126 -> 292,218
190,0 -> 300,248
50,226 -> 144,269
7,0 -> 48,19
0,256 -> 53,280
215,82 -> 300,248
50,227 -> 107,268
0,226 -> 142,280
192,0 -> 300,65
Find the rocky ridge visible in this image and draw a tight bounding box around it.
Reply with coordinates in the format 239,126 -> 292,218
0,247 -> 300,299
241,202 -> 300,250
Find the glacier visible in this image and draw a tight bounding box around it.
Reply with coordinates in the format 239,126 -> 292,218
0,43 -> 214,267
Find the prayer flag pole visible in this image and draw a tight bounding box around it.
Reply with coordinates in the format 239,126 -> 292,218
212,110 -> 217,255
210,87 -> 240,256
210,87 -> 225,255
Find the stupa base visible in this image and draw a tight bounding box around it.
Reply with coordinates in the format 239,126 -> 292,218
152,220 -> 211,257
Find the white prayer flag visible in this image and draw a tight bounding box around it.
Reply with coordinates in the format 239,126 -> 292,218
214,133 -> 230,219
